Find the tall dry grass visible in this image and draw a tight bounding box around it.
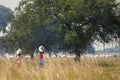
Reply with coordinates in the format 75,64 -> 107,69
0,57 -> 120,80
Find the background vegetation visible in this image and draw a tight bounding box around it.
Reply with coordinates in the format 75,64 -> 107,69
0,0 -> 120,59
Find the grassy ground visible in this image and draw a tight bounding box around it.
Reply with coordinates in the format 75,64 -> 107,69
0,57 -> 120,80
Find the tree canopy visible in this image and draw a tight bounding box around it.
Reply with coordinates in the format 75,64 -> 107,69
1,0 -> 120,58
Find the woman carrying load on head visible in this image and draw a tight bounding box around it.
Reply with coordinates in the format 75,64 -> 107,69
38,45 -> 44,66
35,45 -> 44,71
16,48 -> 22,68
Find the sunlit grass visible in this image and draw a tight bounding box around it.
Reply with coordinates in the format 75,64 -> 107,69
0,57 -> 120,80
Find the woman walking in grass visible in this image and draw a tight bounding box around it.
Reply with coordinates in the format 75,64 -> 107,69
38,45 -> 44,66
36,45 -> 44,70
16,48 -> 22,68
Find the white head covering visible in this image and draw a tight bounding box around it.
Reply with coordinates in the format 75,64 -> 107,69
16,48 -> 22,55
38,45 -> 44,52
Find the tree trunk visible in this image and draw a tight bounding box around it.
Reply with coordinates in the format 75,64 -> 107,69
30,51 -> 34,59
74,47 -> 81,62
48,51 -> 51,57
54,52 -> 57,57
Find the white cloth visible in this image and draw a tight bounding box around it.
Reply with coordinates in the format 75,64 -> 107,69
38,45 -> 44,52
16,48 -> 22,55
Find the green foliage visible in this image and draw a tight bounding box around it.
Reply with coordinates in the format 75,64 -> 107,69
53,0 -> 120,54
64,31 -> 77,45
1,0 -> 120,55
0,0 -> 63,53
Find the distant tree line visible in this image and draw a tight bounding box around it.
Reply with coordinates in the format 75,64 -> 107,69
0,5 -> 14,31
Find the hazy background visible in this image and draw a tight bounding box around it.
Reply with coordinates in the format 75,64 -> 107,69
0,0 -> 21,11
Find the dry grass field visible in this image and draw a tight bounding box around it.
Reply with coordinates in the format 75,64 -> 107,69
0,57 -> 120,80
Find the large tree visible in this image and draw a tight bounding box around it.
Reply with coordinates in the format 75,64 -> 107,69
52,0 -> 120,60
